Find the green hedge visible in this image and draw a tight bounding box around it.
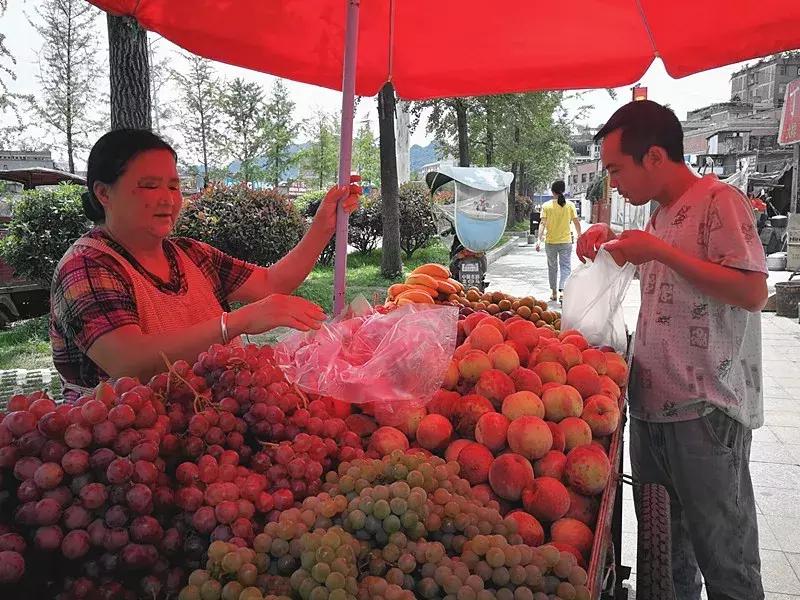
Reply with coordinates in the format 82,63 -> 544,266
175,185 -> 306,267
0,184 -> 91,286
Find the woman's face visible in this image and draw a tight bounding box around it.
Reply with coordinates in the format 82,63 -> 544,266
95,149 -> 182,241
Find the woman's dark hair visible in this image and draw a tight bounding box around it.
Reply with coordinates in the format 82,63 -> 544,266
594,100 -> 684,164
82,129 -> 177,223
551,180 -> 566,207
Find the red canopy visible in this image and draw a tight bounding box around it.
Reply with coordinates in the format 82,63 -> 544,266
90,0 -> 800,100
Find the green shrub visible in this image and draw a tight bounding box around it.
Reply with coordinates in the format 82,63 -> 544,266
394,182 -> 437,259
0,184 -> 91,286
175,184 -> 305,267
347,194 -> 382,254
294,189 -> 327,217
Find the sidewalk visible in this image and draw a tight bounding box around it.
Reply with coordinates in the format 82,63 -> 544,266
486,238 -> 800,600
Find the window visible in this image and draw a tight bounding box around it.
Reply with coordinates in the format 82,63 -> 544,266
581,174 -> 587,183
779,66 -> 786,76
589,172 -> 595,181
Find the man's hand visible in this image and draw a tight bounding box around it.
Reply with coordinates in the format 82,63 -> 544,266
535,242 -> 541,252
602,230 -> 670,266
576,224 -> 615,262
312,182 -> 362,236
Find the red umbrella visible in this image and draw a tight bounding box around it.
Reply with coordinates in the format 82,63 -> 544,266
89,0 -> 800,310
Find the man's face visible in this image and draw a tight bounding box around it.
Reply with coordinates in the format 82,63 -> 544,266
600,129 -> 657,206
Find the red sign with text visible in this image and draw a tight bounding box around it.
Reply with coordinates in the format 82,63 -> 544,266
779,78 -> 800,145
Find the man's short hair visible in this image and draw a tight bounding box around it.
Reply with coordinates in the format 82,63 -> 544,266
594,100 -> 685,164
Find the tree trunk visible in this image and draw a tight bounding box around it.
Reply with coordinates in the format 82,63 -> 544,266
378,83 -> 403,278
455,100 -> 470,167
107,15 -> 151,130
508,163 -> 518,227
485,104 -> 494,166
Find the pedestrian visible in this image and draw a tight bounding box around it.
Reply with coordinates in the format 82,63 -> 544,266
577,100 -> 767,600
536,180 -> 581,302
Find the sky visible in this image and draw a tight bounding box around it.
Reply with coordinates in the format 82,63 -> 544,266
0,0 -> 778,168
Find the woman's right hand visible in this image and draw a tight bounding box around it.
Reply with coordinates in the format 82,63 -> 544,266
232,293 -> 326,334
576,224 -> 616,263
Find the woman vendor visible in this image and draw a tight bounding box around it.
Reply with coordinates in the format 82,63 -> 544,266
51,129 -> 360,400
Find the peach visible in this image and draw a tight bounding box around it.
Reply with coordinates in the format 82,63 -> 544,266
475,369 -> 516,408
470,483 -> 499,505
416,414 -> 453,451
604,353 -> 629,386
506,416 -> 553,460
564,446 -> 611,495
376,405 -> 426,438
506,510 -> 545,546
488,453 -> 535,501
479,316 -> 507,337
452,394 -> 495,438
536,344 -> 564,366
599,375 -> 621,401
505,320 -> 540,349
453,342 -> 473,362
521,476 -> 570,522
469,324 -> 504,353
406,446 -> 433,459
565,489 -> 600,527
526,348 -> 540,367
458,442 -> 494,485
510,366 -> 542,395
537,327 -> 558,340
488,344 -> 520,374
561,334 -> 589,351
547,421 -> 566,452
458,350 -> 492,383
475,412 -> 510,453
442,360 -> 460,390
581,349 -> 608,376
463,312 -> 489,335
445,439 -> 471,463
345,414 -> 377,438
541,385 -> 583,422
504,340 -> 530,366
590,438 -> 610,454
541,381 -> 562,394
560,344 -> 584,369
428,389 -> 460,419
558,328 -> 582,341
368,426 -> 409,457
551,518 -> 594,557
501,391 -> 545,421
557,417 -> 593,451
581,395 -> 621,436
533,362 -> 567,385
567,364 -> 602,399
549,542 -> 588,569
534,450 -> 567,479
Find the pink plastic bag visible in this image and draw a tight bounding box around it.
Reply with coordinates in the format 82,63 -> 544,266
274,297 -> 458,412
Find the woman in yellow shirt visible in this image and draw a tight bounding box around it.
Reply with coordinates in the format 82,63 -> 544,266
536,180 -> 582,301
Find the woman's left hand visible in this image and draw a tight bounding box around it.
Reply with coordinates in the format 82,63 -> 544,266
313,182 -> 362,236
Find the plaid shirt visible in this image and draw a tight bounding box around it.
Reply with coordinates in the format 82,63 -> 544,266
50,228 -> 256,391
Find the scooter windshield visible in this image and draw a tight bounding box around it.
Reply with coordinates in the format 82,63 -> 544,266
454,182 -> 508,252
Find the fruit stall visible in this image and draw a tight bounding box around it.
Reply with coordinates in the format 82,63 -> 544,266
0,262 -> 652,600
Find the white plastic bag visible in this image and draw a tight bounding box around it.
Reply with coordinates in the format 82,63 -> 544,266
560,248 -> 635,353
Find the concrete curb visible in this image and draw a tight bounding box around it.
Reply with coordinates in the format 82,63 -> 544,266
487,232 -> 529,265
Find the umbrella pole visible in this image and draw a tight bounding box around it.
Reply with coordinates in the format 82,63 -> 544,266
332,0 -> 361,316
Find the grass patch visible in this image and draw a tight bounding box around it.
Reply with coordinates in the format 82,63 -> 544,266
507,220 -> 531,232
296,240 -> 450,313
0,316 -> 53,371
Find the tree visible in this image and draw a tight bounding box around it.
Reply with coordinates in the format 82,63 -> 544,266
30,0 -> 103,173
216,77 -> 268,186
263,79 -> 299,188
378,83 -> 402,278
299,111 -> 339,190
107,15 -> 151,130
0,0 -> 30,147
412,98 -> 476,166
171,53 -> 220,186
147,35 -> 173,136
353,122 -> 380,186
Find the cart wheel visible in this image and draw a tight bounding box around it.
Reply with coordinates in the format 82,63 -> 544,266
635,483 -> 673,599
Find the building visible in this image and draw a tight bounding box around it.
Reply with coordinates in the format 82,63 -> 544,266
567,158 -> 602,196
418,158 -> 456,179
0,150 -> 56,171
730,52 -> 800,108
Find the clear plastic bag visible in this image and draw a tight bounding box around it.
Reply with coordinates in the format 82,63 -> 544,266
274,296 -> 458,412
560,248 -> 635,353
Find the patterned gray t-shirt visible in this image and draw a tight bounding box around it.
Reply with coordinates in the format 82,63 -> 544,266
629,175 -> 767,428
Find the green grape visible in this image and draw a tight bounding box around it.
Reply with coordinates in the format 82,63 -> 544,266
557,582 -> 577,600
373,499 -> 391,520
189,571 -> 210,586
491,566 -> 510,587
390,497 -> 408,515
475,561 -> 493,581
574,585 -> 591,600
312,563 -> 331,584
434,566 -> 450,586
514,587 -> 534,600
476,591 -> 494,600
326,572 -> 346,590
329,590 -> 348,600
309,586 -> 329,600
383,514 -> 401,533
496,588 -> 514,600
386,567 -> 405,586
398,553 -> 416,574
443,574 -> 461,595
486,547 -> 505,568
416,577 -> 439,599
407,470 -> 425,488
199,580 -> 222,600
457,586 -> 477,600
568,566 -> 588,587
554,556 -> 573,578
221,581 -> 243,600
348,509 -> 367,530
